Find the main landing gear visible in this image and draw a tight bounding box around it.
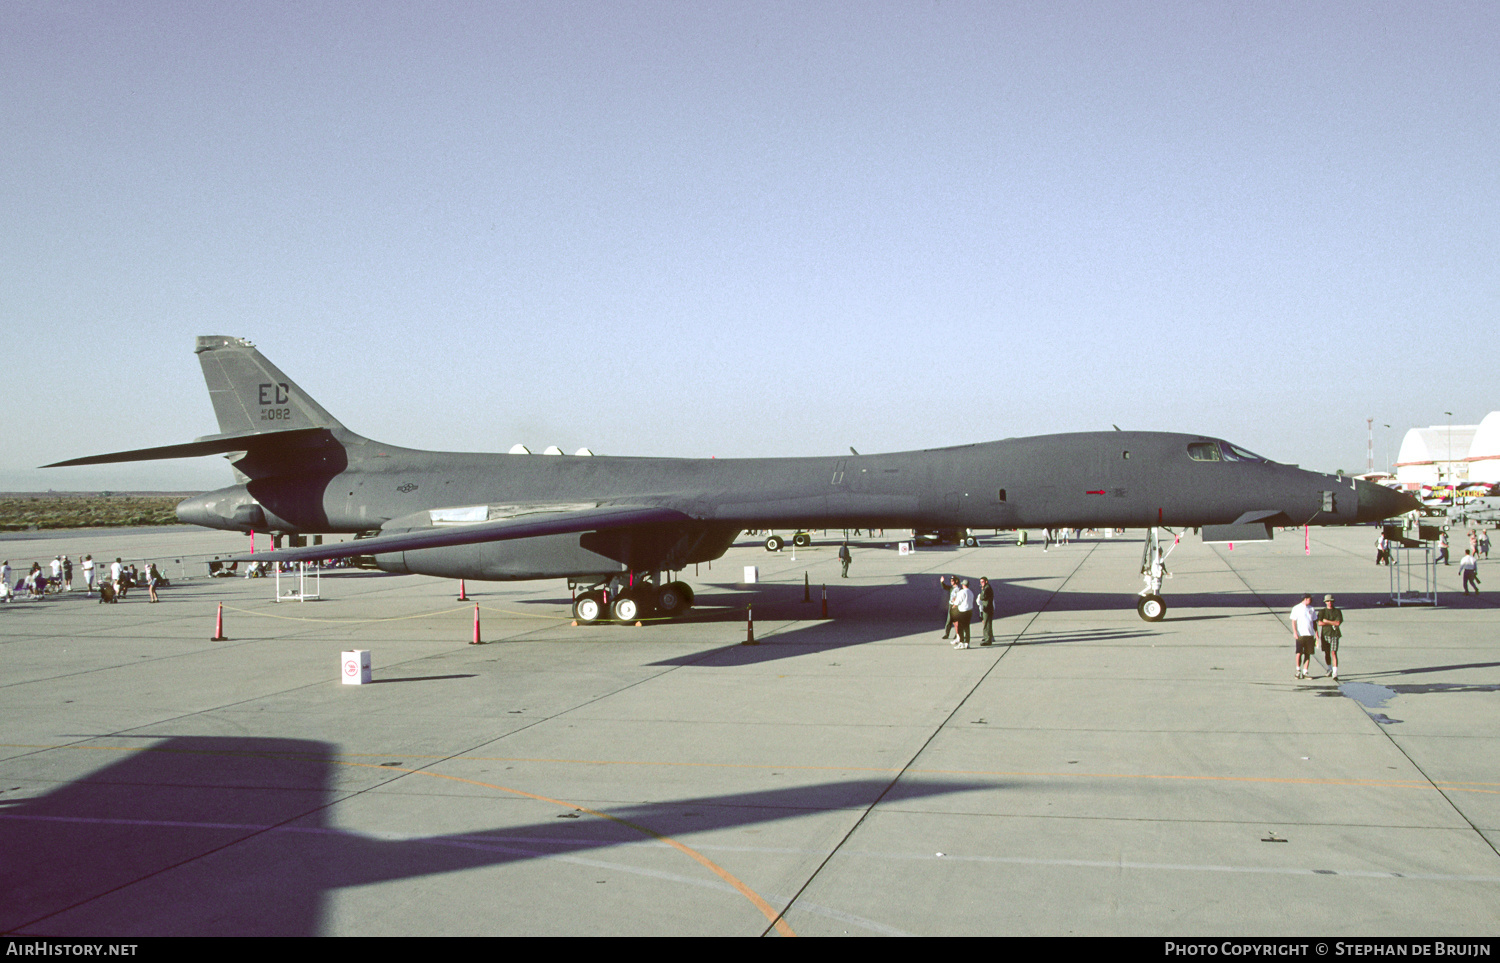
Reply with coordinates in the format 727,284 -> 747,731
572,573 -> 695,624
1137,526 -> 1180,622
764,531 -> 812,551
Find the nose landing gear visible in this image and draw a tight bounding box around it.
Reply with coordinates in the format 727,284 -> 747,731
1137,527 -> 1179,622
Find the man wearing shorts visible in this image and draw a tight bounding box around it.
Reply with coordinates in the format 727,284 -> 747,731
1318,594 -> 1343,679
1290,593 -> 1317,680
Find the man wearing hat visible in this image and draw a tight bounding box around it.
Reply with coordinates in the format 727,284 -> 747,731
1317,594 -> 1344,679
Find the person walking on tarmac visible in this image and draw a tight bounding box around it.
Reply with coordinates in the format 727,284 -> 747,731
1290,593 -> 1317,680
838,541 -> 852,578
1460,551 -> 1481,594
1317,594 -> 1343,679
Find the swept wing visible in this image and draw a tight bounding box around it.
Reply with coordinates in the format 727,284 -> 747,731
229,504 -> 695,564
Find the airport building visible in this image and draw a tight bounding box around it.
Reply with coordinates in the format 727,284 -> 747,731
1394,412 -> 1500,489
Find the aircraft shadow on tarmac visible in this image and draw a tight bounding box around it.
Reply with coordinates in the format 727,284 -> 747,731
1359,660 -> 1500,679
518,574 -> 1400,625
1313,660 -> 1500,703
639,573 -> 1352,668
0,735 -> 990,936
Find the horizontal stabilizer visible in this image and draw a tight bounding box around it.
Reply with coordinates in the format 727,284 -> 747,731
42,427 -> 332,468
228,504 -> 695,563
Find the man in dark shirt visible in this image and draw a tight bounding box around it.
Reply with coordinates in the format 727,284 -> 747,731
978,576 -> 995,644
1318,594 -> 1344,679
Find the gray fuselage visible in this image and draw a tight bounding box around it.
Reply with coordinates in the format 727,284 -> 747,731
177,429 -> 1399,581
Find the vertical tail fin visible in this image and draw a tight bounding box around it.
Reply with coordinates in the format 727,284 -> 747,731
195,336 -> 346,434
45,337 -> 356,479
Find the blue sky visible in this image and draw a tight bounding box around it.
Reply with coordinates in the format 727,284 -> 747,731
4,1 -> 1496,491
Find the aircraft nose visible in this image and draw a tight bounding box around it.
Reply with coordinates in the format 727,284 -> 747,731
1355,480 -> 1421,523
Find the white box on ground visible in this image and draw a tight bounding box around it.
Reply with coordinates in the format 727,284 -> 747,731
342,649 -> 371,685
743,566 -> 758,584
899,542 -> 912,556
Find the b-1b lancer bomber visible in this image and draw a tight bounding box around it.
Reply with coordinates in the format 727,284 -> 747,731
48,337 -> 1418,622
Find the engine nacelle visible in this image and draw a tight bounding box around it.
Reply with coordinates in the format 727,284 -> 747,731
176,485 -> 297,534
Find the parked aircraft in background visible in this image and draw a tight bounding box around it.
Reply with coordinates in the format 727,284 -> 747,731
48,337 -> 1418,622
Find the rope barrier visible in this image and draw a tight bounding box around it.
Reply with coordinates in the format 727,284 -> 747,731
217,601 -> 751,627
217,602 -> 566,624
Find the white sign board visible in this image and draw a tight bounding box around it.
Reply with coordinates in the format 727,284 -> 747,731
342,649 -> 371,685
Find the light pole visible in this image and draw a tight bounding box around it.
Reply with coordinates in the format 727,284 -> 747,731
1445,412 -> 1453,490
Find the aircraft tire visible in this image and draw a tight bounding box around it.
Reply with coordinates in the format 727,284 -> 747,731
611,593 -> 642,622
673,581 -> 695,607
965,536 -> 978,547
656,583 -> 686,614
1137,594 -> 1167,622
793,532 -> 811,547
765,535 -> 784,552
574,592 -> 605,623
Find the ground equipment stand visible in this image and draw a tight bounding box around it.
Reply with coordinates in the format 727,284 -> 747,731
274,562 -> 322,602
1388,542 -> 1438,607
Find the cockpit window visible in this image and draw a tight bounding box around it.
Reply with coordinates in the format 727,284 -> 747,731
1188,440 -> 1269,462
1220,443 -> 1265,462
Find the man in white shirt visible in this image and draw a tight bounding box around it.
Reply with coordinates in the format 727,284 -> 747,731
82,555 -> 95,596
1289,593 -> 1317,679
951,579 -> 975,649
1460,551 -> 1481,594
